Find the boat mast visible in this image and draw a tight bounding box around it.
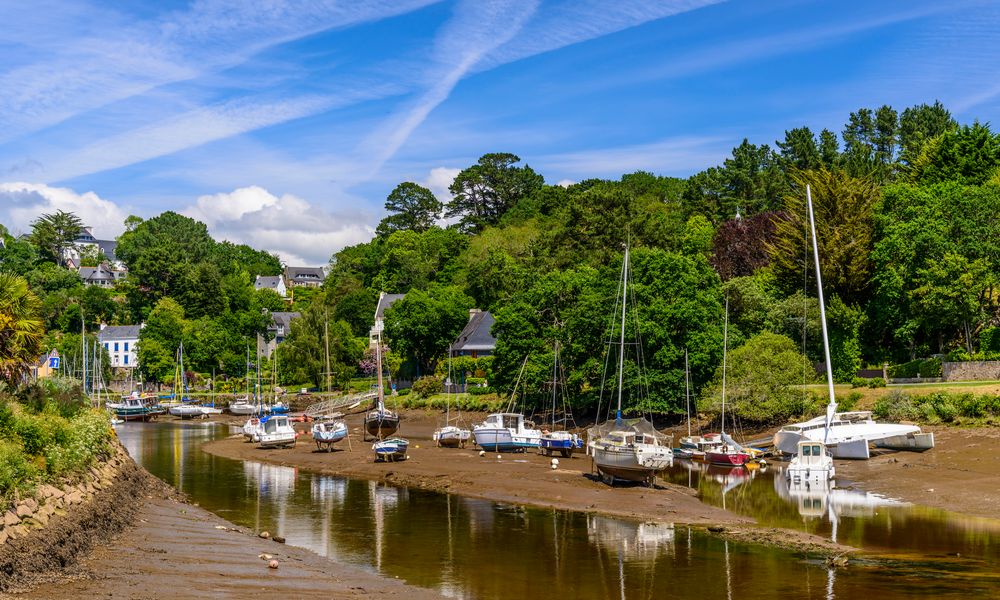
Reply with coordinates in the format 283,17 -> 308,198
721,297 -> 729,437
375,330 -> 385,412
551,341 -> 559,430
81,314 -> 87,397
684,348 -> 691,438
446,345 -> 452,424
807,185 -> 838,443
324,310 -> 331,396
616,247 -> 629,422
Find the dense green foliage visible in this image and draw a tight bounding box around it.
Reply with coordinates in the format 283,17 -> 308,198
0,379 -> 115,500
6,100 -> 1000,424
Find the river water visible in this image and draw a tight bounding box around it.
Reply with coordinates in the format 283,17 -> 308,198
117,423 -> 1000,599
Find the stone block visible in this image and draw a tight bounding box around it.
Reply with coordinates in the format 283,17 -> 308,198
3,511 -> 18,527
16,504 -> 33,519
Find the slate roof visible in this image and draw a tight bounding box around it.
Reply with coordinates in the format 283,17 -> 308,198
98,325 -> 142,341
97,240 -> 118,262
284,266 -> 326,283
255,275 -> 284,290
451,310 -> 496,352
374,293 -> 406,321
79,264 -> 115,282
269,311 -> 300,332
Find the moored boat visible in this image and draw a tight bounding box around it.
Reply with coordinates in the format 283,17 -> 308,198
433,349 -> 471,448
705,299 -> 752,468
312,418 -> 348,451
257,415 -> 297,449
786,439 -> 835,484
538,341 -> 583,458
373,436 -> 409,461
364,330 -> 400,439
473,412 -> 541,452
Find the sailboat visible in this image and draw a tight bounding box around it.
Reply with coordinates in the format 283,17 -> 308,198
539,341 -> 583,457
705,299 -> 753,467
433,347 -> 471,448
369,330 -> 408,460
168,343 -> 206,419
587,246 -> 673,485
472,356 -> 542,452
364,330 -> 401,439
773,185 -> 935,459
674,350 -> 714,460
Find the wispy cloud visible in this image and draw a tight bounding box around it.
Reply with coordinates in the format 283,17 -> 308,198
0,1 -> 441,143
538,135 -> 731,178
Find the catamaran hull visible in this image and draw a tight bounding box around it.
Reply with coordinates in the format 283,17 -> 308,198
773,418 -> 930,458
473,427 -> 541,452
874,432 -> 935,452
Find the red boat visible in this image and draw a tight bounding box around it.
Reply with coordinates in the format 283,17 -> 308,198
705,446 -> 752,467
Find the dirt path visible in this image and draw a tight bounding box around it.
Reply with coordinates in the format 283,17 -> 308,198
835,426 -> 1000,519
7,494 -> 441,599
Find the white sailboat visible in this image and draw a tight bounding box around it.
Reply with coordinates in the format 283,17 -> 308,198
773,185 -> 935,460
587,246 -> 673,485
539,341 -> 583,457
433,347 -> 471,448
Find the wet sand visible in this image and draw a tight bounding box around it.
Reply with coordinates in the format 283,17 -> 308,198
8,492 -> 441,599
835,426 -> 1000,519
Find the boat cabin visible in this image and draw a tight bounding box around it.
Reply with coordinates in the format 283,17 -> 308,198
795,440 -> 829,465
604,431 -> 659,446
263,416 -> 290,434
484,413 -> 525,430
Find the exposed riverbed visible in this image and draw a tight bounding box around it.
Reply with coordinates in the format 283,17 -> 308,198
117,421 -> 1000,598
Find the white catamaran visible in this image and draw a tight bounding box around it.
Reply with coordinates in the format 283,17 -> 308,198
773,185 -> 935,460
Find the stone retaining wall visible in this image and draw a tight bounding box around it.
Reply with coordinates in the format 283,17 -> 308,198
0,441 -> 151,591
942,361 -> 1000,382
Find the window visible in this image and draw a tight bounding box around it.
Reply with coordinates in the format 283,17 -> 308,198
124,355 -> 128,365
104,343 -> 109,350
124,342 -> 129,352
114,342 -> 119,351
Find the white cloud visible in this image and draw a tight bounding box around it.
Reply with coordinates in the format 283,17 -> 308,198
0,182 -> 128,239
421,167 -> 461,202
182,186 -> 374,266
556,179 -> 576,188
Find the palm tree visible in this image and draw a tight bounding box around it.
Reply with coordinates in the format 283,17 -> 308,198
0,273 -> 45,385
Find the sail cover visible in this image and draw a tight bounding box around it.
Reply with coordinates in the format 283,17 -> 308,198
587,417 -> 671,444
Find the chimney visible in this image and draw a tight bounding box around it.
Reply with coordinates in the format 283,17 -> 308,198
99,322 -> 107,331
468,308 -> 481,321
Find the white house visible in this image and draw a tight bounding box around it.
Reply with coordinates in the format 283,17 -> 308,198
98,324 -> 141,369
254,274 -> 287,297
369,292 -> 405,348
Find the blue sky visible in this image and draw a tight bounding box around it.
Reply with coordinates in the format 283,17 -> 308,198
1,0 -> 998,265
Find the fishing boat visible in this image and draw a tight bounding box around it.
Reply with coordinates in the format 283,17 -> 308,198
373,436 -> 409,461
786,439 -> 835,484
772,186 -> 935,460
312,418 -> 348,451
363,330 -> 400,439
433,348 -> 471,448
472,357 -> 542,452
539,342 -> 583,457
704,298 -> 753,468
257,414 -> 297,449
587,247 -> 673,485
111,393 -> 160,422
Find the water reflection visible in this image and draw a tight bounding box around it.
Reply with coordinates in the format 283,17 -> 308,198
117,423 -> 1000,599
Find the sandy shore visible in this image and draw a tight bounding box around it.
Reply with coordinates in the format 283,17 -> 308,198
7,490 -> 441,599
835,425 -> 1000,519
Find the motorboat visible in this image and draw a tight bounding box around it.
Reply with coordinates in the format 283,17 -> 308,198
540,430 -> 583,457
257,415 -> 297,449
473,412 -> 541,452
373,436 -> 409,461
786,439 -> 835,484
312,418 -> 348,451
110,394 -> 161,422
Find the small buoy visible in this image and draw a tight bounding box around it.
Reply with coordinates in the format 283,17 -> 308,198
551,463 -> 558,470
496,454 -> 502,459
268,560 -> 279,569
551,458 -> 559,467
415,445 -> 420,449
479,450 -> 486,457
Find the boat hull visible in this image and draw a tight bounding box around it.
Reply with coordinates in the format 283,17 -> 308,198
705,450 -> 751,466
373,438 -> 409,461
540,433 -> 583,456
591,444 -> 673,483
434,426 -> 471,448
365,413 -> 400,438
473,427 -> 541,452
312,422 -> 348,449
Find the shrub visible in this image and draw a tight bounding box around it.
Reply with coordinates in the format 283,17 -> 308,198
867,378 -> 886,388
397,388 -> 411,397
888,357 -> 942,378
838,391 -> 862,412
0,441 -> 38,501
466,377 -> 486,386
468,386 -> 495,396
873,391 -> 919,421
411,376 -> 444,398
